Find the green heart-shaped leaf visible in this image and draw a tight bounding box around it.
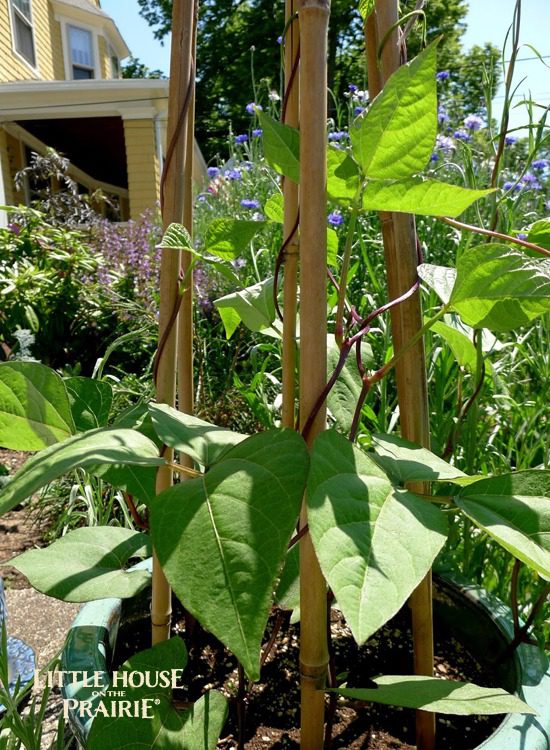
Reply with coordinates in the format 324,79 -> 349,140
351,43 -> 438,179
0,362 -> 75,450
9,527 -> 150,602
0,427 -> 162,516
150,429 -> 309,680
333,675 -> 534,715
450,244 -> 550,331
308,431 -> 447,643
456,471 -> 550,579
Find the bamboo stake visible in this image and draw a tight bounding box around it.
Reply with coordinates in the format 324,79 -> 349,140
281,0 -> 300,430
178,2 -> 197,420
298,2 -> 330,748
365,5 -> 435,749
152,0 -> 195,646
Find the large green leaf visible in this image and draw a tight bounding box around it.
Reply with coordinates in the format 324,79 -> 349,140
371,433 -> 467,483
0,362 -> 75,450
0,427 -> 163,516
327,147 -> 361,204
418,263 -> 457,305
9,527 -> 151,602
258,112 -> 300,183
204,219 -> 266,261
88,637 -> 228,750
350,44 -> 438,179
455,471 -> 550,579
264,192 -> 284,223
308,431 -> 447,643
65,377 -> 112,432
149,430 -> 309,680
362,178 -> 493,217
526,218 -> 550,252
450,244 -> 550,332
275,543 -> 300,613
333,676 -> 534,715
149,403 -> 246,467
159,222 -> 194,251
214,277 -> 276,339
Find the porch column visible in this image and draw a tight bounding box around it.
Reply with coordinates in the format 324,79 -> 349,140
122,117 -> 161,218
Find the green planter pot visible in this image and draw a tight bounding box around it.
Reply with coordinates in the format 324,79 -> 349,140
62,564 -> 550,749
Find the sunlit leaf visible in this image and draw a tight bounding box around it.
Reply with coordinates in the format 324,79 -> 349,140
150,430 -> 309,680
333,676 -> 534,715
308,431 -> 447,643
351,44 -> 438,179
10,527 -> 150,602
0,362 -> 75,450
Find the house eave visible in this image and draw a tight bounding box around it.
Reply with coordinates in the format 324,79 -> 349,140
0,79 -> 169,121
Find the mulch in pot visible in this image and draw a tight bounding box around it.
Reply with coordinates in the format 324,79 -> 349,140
115,599 -> 504,750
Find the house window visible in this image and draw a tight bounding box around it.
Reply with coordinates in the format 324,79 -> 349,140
11,0 -> 36,66
109,46 -> 120,79
68,25 -> 95,79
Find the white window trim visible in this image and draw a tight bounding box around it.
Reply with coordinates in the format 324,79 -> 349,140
8,0 -> 39,76
57,16 -> 102,81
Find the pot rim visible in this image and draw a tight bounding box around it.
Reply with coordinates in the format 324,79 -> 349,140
61,562 -> 550,749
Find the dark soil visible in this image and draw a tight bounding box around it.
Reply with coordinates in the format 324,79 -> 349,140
115,600 -> 503,750
0,449 -> 46,588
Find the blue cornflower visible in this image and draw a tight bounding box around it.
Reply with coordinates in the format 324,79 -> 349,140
354,106 -> 364,116
454,129 -> 472,142
224,169 -> 242,181
532,159 -> 549,170
516,232 -> 528,240
522,173 -> 542,190
436,135 -> 455,154
464,114 -> 484,131
348,83 -> 358,92
196,194 -> 207,203
505,134 -> 518,146
328,131 -> 349,142
252,128 -> 263,138
328,212 -> 344,227
241,199 -> 261,210
235,134 -> 248,144
502,180 -> 522,192
207,166 -> 220,178
436,71 -> 450,81
246,102 -> 262,115
437,105 -> 449,124
277,35 -> 283,45
430,153 -> 439,162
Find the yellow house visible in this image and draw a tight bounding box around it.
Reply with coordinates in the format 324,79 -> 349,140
0,0 -> 203,222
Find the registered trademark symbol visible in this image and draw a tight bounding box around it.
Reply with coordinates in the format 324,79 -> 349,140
154,699 -> 161,705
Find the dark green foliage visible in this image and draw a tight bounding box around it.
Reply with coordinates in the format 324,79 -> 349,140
136,0 -> 470,157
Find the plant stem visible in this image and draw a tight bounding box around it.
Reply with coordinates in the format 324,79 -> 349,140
439,215 -> 550,258
335,190 -> 362,347
298,2 -> 330,747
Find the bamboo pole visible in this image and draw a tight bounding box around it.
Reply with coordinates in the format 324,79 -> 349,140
281,0 -> 300,430
298,2 -> 330,748
152,0 -> 195,646
178,3 -> 197,420
365,5 -> 435,748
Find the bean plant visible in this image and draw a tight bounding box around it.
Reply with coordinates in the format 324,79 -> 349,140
0,6 -> 550,750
